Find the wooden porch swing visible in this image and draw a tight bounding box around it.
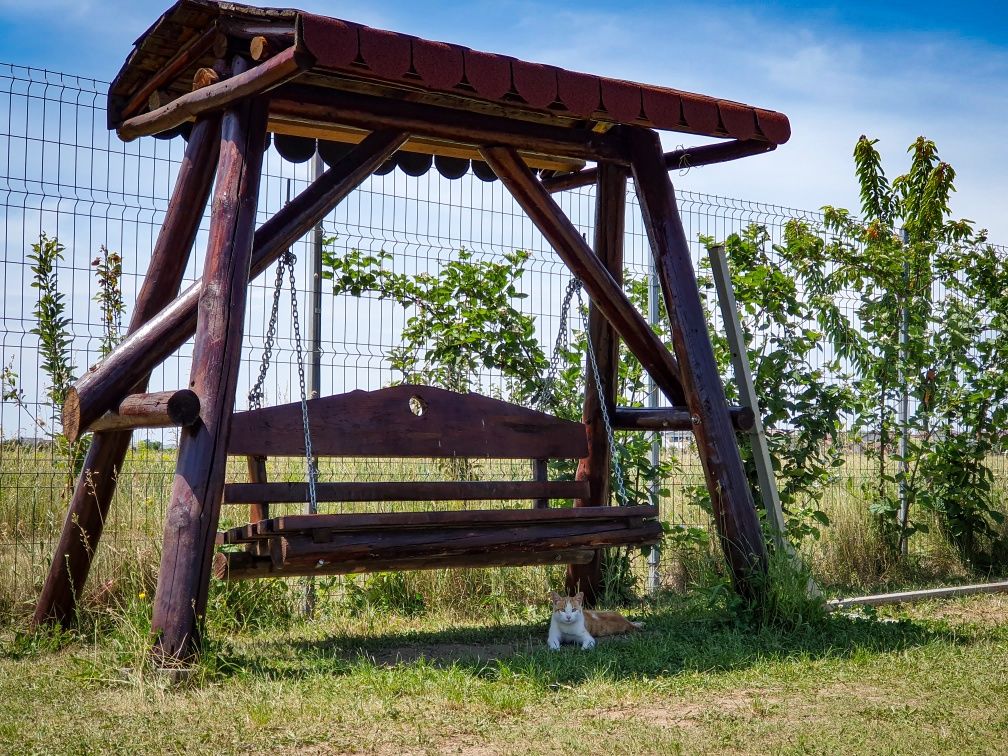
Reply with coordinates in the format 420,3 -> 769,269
34,0 -> 789,662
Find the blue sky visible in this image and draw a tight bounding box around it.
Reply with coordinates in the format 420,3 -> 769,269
1,0 -> 1006,239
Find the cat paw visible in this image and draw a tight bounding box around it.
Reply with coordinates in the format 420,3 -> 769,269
581,638 -> 596,650
547,638 -> 561,651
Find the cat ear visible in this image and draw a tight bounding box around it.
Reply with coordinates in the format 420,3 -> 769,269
549,591 -> 561,603
574,591 -> 584,604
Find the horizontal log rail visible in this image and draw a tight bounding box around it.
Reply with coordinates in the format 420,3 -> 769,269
215,547 -> 596,580
542,139 -> 776,193
119,24 -> 224,121
222,479 -> 590,505
118,46 -> 315,140
269,84 -> 627,165
612,405 -> 755,433
66,389 -> 200,442
63,129 -> 408,437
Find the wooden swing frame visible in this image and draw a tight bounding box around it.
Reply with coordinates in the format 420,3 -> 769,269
34,0 -> 786,662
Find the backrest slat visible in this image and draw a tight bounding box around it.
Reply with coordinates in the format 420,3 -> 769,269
227,384 -> 589,459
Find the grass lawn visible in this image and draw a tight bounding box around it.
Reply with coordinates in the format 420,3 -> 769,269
1,593 -> 1006,755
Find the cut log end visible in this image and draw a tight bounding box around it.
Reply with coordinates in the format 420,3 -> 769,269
166,388 -> 202,426
192,67 -> 221,91
62,388 -> 81,443
249,35 -> 272,61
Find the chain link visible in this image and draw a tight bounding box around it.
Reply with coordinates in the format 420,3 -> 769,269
532,277 -> 581,411
246,251 -> 318,515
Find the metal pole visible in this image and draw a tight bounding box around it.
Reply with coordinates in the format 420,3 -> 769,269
897,229 -> 910,556
646,253 -> 661,593
303,150 -> 325,617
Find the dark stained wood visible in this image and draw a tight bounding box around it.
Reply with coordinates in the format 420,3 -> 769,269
120,23 -> 221,120
226,504 -> 658,542
532,459 -> 549,509
223,479 -> 590,505
269,84 -> 627,166
276,521 -> 660,570
613,405 -> 756,433
626,126 -> 768,598
64,130 -> 408,438
543,139 -> 777,193
76,390 -> 200,439
119,47 -> 314,140
480,146 -> 686,406
33,115 -> 221,628
151,93 -> 269,663
245,455 -> 269,524
568,161 -> 626,604
227,385 -> 588,460
216,547 -> 596,581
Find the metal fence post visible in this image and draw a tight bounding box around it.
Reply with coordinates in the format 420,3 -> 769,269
303,149 -> 325,616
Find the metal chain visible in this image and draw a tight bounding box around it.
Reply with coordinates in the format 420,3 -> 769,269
532,277 -> 582,411
285,251 -> 319,514
246,251 -> 318,514
576,285 -> 631,507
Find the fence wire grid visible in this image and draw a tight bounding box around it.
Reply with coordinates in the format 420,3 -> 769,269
1,62 -> 1005,607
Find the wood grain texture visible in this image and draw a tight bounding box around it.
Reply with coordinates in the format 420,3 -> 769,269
79,390 -> 200,438
480,146 -> 686,406
33,115 -> 221,628
568,162 -> 625,604
627,126 -> 768,599
151,93 -> 269,663
612,405 -> 755,432
227,384 -> 588,459
64,130 -> 407,437
119,47 -> 313,140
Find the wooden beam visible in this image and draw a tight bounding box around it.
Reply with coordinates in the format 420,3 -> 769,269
245,455 -> 269,524
222,479 -> 590,505
62,129 -> 408,439
151,91 -> 269,664
542,139 -> 776,193
568,161 -> 625,605
612,405 -> 755,432
532,459 -> 549,509
480,146 -> 686,406
216,548 -> 596,581
33,115 -> 222,628
270,84 -> 627,166
626,126 -> 768,598
118,47 -> 314,141
119,24 -> 223,121
74,390 -> 200,439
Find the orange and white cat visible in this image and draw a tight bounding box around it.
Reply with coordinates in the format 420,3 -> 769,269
547,591 -> 642,650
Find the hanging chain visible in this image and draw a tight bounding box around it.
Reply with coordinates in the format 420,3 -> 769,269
285,251 -> 318,513
246,251 -> 318,514
575,285 -> 630,507
532,277 -> 582,411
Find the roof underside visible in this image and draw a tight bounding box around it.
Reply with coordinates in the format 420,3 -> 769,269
109,0 -> 791,156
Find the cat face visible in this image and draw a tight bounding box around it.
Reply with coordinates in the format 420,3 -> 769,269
549,591 -> 584,624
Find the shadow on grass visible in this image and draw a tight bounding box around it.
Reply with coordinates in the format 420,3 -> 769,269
219,600 -> 976,686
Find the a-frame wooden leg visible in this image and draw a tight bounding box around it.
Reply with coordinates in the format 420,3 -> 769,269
567,163 -> 626,605
33,116 -> 222,627
151,98 -> 268,662
626,127 -> 768,597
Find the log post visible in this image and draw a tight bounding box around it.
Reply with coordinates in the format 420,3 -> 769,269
150,91 -> 269,663
567,163 -> 626,605
626,126 -> 768,598
81,390 -> 201,437
62,129 -> 408,438
33,115 -> 221,627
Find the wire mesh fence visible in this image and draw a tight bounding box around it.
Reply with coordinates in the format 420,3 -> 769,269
1,62 -> 1005,610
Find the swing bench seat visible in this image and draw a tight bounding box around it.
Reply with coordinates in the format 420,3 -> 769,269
214,385 -> 662,581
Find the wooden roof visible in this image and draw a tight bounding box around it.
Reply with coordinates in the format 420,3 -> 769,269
108,0 -> 791,152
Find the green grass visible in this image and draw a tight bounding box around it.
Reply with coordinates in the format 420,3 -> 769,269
1,593 -> 1006,754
